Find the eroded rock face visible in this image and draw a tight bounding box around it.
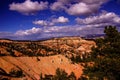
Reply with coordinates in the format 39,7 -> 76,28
0,55 -> 83,79
41,37 -> 95,59
0,37 -> 95,56
0,37 -> 95,79
42,37 -> 95,53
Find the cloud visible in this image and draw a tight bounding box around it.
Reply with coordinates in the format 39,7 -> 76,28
0,32 -> 17,39
50,0 -> 109,16
13,27 -> 43,40
33,20 -> 54,27
50,2 -> 66,11
50,0 -> 71,11
3,11 -> 116,40
81,0 -> 108,4
76,12 -> 120,26
66,0 -> 109,16
14,25 -> 105,40
33,20 -> 48,26
0,32 -> 12,36
0,24 -> 114,40
15,27 -> 42,36
9,0 -> 48,15
14,26 -> 81,39
52,16 -> 69,23
9,0 -> 109,16
57,0 -> 71,3
33,16 -> 69,27
66,2 -> 94,16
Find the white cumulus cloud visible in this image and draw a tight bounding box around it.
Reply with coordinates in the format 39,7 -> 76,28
76,12 -> 120,26
52,16 -> 69,23
9,0 -> 48,15
33,16 -> 69,27
66,2 -> 93,16
15,27 -> 42,36
50,2 -> 66,11
33,20 -> 54,27
50,0 -> 109,16
33,20 -> 48,26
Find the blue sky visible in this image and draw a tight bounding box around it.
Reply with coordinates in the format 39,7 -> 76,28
0,0 -> 120,40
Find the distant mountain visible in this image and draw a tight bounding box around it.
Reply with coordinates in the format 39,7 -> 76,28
83,34 -> 105,39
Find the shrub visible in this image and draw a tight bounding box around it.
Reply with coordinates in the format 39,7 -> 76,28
9,68 -> 24,77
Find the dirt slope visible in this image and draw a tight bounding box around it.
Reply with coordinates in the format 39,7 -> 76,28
0,55 -> 83,80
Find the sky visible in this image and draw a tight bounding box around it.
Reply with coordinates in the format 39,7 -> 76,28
0,0 -> 120,40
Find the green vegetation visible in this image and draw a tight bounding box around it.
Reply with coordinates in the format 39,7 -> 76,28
83,26 -> 120,80
0,68 -> 24,79
0,42 -> 58,57
9,68 -> 24,77
70,55 -> 83,63
40,68 -> 76,80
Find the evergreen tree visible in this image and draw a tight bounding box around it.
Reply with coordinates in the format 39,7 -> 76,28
84,26 -> 120,80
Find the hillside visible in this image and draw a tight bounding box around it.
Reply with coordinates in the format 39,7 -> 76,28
0,55 -> 84,80
0,37 -> 95,80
